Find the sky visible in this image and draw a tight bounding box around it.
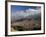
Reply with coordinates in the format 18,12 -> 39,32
11,5 -> 41,20
11,5 -> 41,15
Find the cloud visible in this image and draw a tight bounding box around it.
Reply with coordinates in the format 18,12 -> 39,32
11,7 -> 41,20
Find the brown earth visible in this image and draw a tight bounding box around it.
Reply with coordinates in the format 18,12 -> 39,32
11,20 -> 41,32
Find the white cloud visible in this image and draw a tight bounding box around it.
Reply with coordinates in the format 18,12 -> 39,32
15,8 -> 41,16
12,8 -> 41,20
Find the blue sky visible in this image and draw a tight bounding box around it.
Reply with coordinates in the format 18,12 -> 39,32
11,5 -> 40,13
11,5 -> 41,20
